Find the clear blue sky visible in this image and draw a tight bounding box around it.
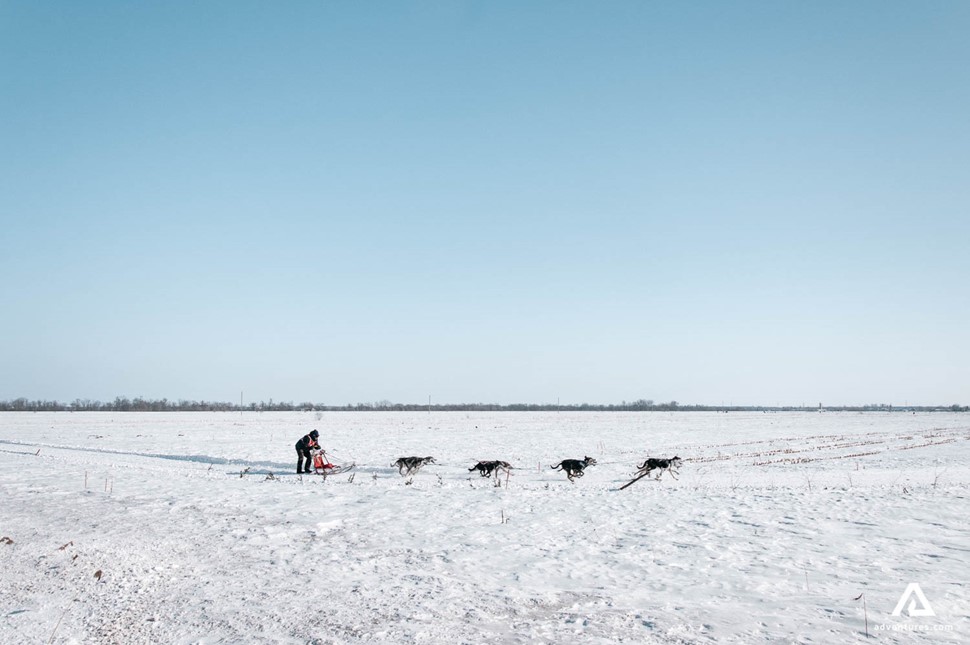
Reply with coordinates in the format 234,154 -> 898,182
2,2 -> 968,406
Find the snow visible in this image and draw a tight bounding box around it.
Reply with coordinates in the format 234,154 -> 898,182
1,411 -> 968,644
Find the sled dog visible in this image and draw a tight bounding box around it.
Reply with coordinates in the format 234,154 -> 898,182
550,456 -> 597,481
394,456 -> 436,476
468,460 -> 511,478
635,456 -> 682,480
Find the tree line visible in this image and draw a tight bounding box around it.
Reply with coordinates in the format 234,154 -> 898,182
0,397 -> 966,413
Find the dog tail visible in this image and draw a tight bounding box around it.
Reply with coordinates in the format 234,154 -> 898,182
550,462 -> 563,471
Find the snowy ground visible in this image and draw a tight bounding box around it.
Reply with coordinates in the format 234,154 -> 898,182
1,411 -> 968,644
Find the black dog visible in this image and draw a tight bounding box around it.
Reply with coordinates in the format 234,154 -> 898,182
468,460 -> 511,478
550,456 -> 597,481
393,456 -> 436,476
635,456 -> 682,481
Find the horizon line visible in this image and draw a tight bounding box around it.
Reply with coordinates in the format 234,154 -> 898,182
1,396 -> 967,412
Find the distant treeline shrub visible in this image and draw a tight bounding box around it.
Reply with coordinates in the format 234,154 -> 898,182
0,397 -> 966,413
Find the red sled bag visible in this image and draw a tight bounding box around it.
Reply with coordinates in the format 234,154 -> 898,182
312,451 -> 334,472
308,448 -> 355,476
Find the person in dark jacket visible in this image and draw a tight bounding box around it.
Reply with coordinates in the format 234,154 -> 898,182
295,429 -> 320,474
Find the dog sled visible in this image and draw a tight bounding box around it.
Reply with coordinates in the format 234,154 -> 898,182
310,448 -> 355,477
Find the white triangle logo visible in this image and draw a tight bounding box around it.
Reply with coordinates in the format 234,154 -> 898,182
891,583 -> 935,617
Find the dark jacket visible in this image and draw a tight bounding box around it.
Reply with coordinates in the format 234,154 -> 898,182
295,434 -> 319,452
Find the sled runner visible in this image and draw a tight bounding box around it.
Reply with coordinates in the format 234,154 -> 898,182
311,449 -> 355,476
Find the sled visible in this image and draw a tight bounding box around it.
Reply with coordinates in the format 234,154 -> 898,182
311,449 -> 355,477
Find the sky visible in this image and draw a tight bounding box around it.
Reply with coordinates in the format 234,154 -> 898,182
1,1 -> 968,406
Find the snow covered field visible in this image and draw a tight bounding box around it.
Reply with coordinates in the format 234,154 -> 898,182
1,411 -> 967,644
